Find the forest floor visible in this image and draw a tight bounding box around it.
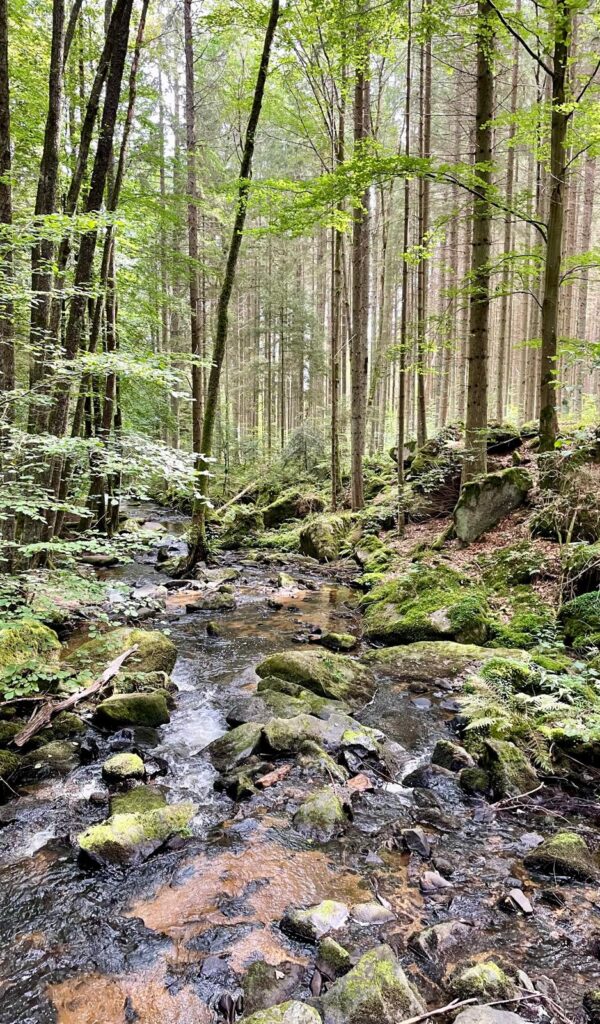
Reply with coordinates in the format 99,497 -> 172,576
1,435 -> 600,1024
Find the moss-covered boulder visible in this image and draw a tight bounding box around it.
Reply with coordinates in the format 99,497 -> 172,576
321,944 -> 426,1024
109,784 -> 166,815
454,467 -> 532,543
0,748 -> 21,799
583,990 -> 600,1024
319,632 -> 358,653
483,739 -> 537,799
21,740 -> 79,778
77,802 -> 196,866
95,691 -> 170,728
263,490 -> 325,528
281,900 -> 350,942
319,937 -> 351,974
207,722 -> 263,773
293,786 -> 348,839
564,542 -> 600,596
362,565 -> 490,646
432,740 -> 474,772
449,962 -> 515,1000
112,670 -> 175,695
459,766 -> 490,795
256,649 -> 374,705
299,514 -> 347,562
264,714 -> 325,753
559,593 -> 600,647
102,752 -> 145,784
0,620 -> 60,670
221,506 -> 264,549
242,963 -> 307,1017
524,831 -> 600,880
363,640 -> 531,680
67,627 -> 176,675
243,1003 -> 321,1024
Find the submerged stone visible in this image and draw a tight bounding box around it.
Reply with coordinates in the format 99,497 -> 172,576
67,626 -> 177,675
102,752 -> 145,783
453,467 -> 532,544
77,802 -> 196,866
207,722 -> 263,773
256,649 -> 374,705
95,691 -> 170,728
281,899 -> 350,942
321,944 -> 426,1024
524,831 -> 600,880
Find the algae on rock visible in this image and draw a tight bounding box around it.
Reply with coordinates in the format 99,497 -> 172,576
321,944 -> 426,1024
256,649 -> 374,705
67,626 -> 177,675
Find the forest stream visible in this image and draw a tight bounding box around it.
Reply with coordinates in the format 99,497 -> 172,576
1,507 -> 600,1024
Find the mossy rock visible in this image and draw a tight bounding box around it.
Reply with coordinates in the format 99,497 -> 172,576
319,937 -> 351,973
564,542 -> 600,596
449,961 -> 515,1000
102,752 -> 145,783
263,489 -> 325,528
256,649 -> 374,706
77,802 -> 196,866
459,766 -> 490,795
0,748 -> 21,797
281,899 -> 350,942
0,719 -> 24,745
67,627 -> 177,675
559,593 -> 600,647
21,740 -> 79,778
583,990 -> 600,1024
299,514 -> 348,562
454,467 -> 532,543
293,786 -> 348,839
242,962 -> 307,1017
207,722 -> 263,773
31,711 -> 86,748
220,506 -> 264,549
321,944 -> 426,1024
483,739 -> 537,799
363,641 -> 531,680
320,632 -> 358,653
109,784 -> 166,815
95,690 -> 170,728
524,831 -> 600,880
0,620 -> 60,670
112,670 -> 175,695
243,1002 -> 321,1024
479,542 -> 547,589
488,601 -> 558,651
432,740 -> 474,772
263,714 -> 325,753
362,565 -> 490,646
298,741 -> 349,784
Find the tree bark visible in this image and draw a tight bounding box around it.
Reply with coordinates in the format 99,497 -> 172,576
462,0 -> 494,485
350,41 -> 370,511
184,0 -> 203,457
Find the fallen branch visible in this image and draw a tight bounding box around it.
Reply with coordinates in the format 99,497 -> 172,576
12,645 -> 139,749
495,783 -> 544,809
218,481 -> 258,513
397,991 -> 541,1024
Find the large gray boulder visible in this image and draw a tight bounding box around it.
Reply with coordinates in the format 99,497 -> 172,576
454,467 -> 532,543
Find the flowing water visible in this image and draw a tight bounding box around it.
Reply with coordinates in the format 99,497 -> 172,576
1,510 -> 599,1023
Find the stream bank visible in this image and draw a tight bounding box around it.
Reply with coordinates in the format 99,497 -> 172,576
1,508 -> 600,1024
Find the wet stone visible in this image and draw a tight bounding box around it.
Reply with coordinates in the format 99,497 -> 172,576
449,961 -> 515,1000
321,944 -> 426,1024
293,786 -> 349,840
318,937 -> 351,975
524,831 -> 600,881
243,1001 -> 322,1024
410,920 -> 474,960
432,739 -> 475,773
95,691 -> 171,728
207,722 -> 263,773
102,752 -> 145,784
397,826 -> 432,859
242,961 -> 306,1015
281,899 -> 350,942
350,900 -> 395,925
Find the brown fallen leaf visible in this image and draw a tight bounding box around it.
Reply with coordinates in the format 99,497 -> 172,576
257,764 -> 292,789
346,773 -> 374,793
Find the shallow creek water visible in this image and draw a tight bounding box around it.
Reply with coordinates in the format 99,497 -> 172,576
1,512 -> 600,1023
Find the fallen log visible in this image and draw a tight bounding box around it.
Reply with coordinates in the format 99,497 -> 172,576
12,645 -> 138,749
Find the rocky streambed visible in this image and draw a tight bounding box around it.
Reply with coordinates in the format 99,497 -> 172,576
1,518 -> 600,1024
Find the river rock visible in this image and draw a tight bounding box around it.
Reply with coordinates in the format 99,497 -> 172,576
319,632 -> 358,652
281,900 -> 350,942
67,626 -> 177,675
454,1009 -> 530,1024
483,739 -> 537,798
459,767 -> 490,794
524,831 -> 600,880
293,786 -> 349,839
432,739 -> 474,772
112,670 -> 175,695
0,749 -> 21,799
102,752 -> 145,783
449,961 -> 515,1000
410,920 -> 473,959
21,740 -> 80,778
583,990 -> 600,1024
243,1002 -> 321,1024
403,763 -> 465,805
256,649 -> 374,705
264,715 -> 326,753
397,826 -> 432,859
454,467 -> 532,544
321,944 -> 426,1024
351,900 -> 395,925
95,691 -> 170,728
207,722 -> 263,772
109,785 -> 166,815
363,640 -> 531,681
242,961 -> 306,1015
0,620 -> 60,670
318,937 -> 351,974
77,802 -> 196,866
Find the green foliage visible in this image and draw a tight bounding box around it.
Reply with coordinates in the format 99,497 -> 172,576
0,658 -> 90,701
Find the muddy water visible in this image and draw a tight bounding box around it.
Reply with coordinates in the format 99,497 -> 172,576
1,515 -> 600,1023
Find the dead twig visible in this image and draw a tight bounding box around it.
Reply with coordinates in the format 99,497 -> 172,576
397,991 -> 541,1024
11,645 -> 139,748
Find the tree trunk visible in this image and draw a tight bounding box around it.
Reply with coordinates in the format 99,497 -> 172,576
415,25 -> 431,447
397,0 -> 411,532
350,47 -> 370,511
184,0 -> 203,457
462,0 -> 494,485
183,0 -> 280,570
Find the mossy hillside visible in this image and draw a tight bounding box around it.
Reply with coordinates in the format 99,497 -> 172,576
478,543 -> 561,652
220,506 -> 264,549
66,627 -> 177,675
362,563 -> 490,645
